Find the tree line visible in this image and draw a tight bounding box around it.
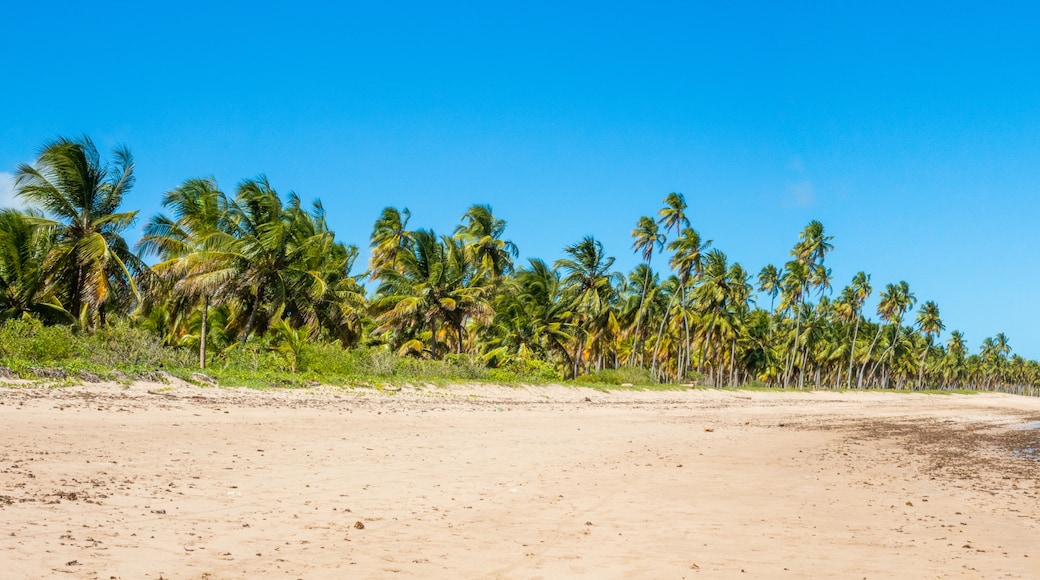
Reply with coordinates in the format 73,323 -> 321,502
1,136 -> 1036,394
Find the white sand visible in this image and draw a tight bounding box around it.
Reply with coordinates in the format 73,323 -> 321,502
1,382 -> 1039,578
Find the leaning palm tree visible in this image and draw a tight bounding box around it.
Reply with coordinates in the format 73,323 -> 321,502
14,136 -> 144,328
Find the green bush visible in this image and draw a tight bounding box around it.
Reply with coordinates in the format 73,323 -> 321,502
82,321 -> 194,369
0,318 -> 78,362
576,366 -> 660,387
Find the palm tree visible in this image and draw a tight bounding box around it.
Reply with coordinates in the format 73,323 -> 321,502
373,229 -> 492,357
629,216 -> 665,365
873,281 -> 916,388
485,258 -> 575,369
692,249 -> 730,383
455,204 -> 518,279
783,221 -> 834,387
914,300 -> 944,389
137,177 -> 237,368
225,177 -> 332,342
14,135 -> 143,328
757,264 -> 782,312
556,236 -> 621,378
779,259 -> 808,387
944,330 -> 967,387
0,209 -> 73,323
369,207 -> 412,280
843,272 -> 872,388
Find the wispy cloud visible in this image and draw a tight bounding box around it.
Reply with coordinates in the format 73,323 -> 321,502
781,157 -> 816,208
786,180 -> 815,208
0,172 -> 23,209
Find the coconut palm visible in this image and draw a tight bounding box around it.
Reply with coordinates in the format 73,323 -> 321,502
628,216 -> 665,365
757,264 -> 782,312
225,177 -> 334,342
873,281 -> 916,388
556,236 -> 621,378
0,209 -> 73,323
137,178 -> 237,367
843,271 -> 872,388
369,207 -> 412,280
14,136 -> 144,328
914,300 -> 944,388
373,229 -> 492,357
455,204 -> 518,280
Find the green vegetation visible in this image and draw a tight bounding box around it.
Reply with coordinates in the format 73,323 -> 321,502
1,135 -> 1038,396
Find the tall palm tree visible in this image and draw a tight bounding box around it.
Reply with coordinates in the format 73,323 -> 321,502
137,178 -> 237,368
14,136 -> 143,328
556,236 -> 621,378
873,281 -> 916,388
455,204 -> 518,280
843,271 -> 872,388
225,177 -> 334,342
783,221 -> 834,387
369,207 -> 412,281
692,249 -> 731,382
757,264 -> 782,312
914,300 -> 944,389
944,330 -> 967,387
629,216 -> 665,365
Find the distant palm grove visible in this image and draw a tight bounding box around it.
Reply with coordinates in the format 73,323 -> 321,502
1,136 -> 1036,394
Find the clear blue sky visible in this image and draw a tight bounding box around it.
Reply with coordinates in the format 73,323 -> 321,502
1,1 -> 1038,356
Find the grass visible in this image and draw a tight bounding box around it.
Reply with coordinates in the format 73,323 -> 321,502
0,318 -> 568,389
0,319 -> 991,395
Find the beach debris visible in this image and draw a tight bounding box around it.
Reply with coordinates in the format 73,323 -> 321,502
353,521 -> 365,529
65,560 -> 79,566
704,427 -> 714,432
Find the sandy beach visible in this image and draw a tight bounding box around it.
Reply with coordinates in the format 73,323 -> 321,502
1,381 -> 1039,579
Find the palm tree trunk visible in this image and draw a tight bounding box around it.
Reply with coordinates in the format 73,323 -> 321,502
729,337 -> 737,387
858,325 -> 885,389
679,281 -> 691,381
431,317 -> 439,359
917,346 -> 928,390
651,290 -> 679,377
784,303 -> 801,388
199,295 -> 208,369
242,287 -> 264,343
847,316 -> 861,388
629,261 -> 653,366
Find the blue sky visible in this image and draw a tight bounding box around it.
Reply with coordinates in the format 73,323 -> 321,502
2,1 -> 1038,356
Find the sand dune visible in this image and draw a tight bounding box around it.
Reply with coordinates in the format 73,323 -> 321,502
1,382 -> 1038,578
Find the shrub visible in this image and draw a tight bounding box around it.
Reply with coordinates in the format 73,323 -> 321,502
0,318 -> 78,362
576,366 -> 659,386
